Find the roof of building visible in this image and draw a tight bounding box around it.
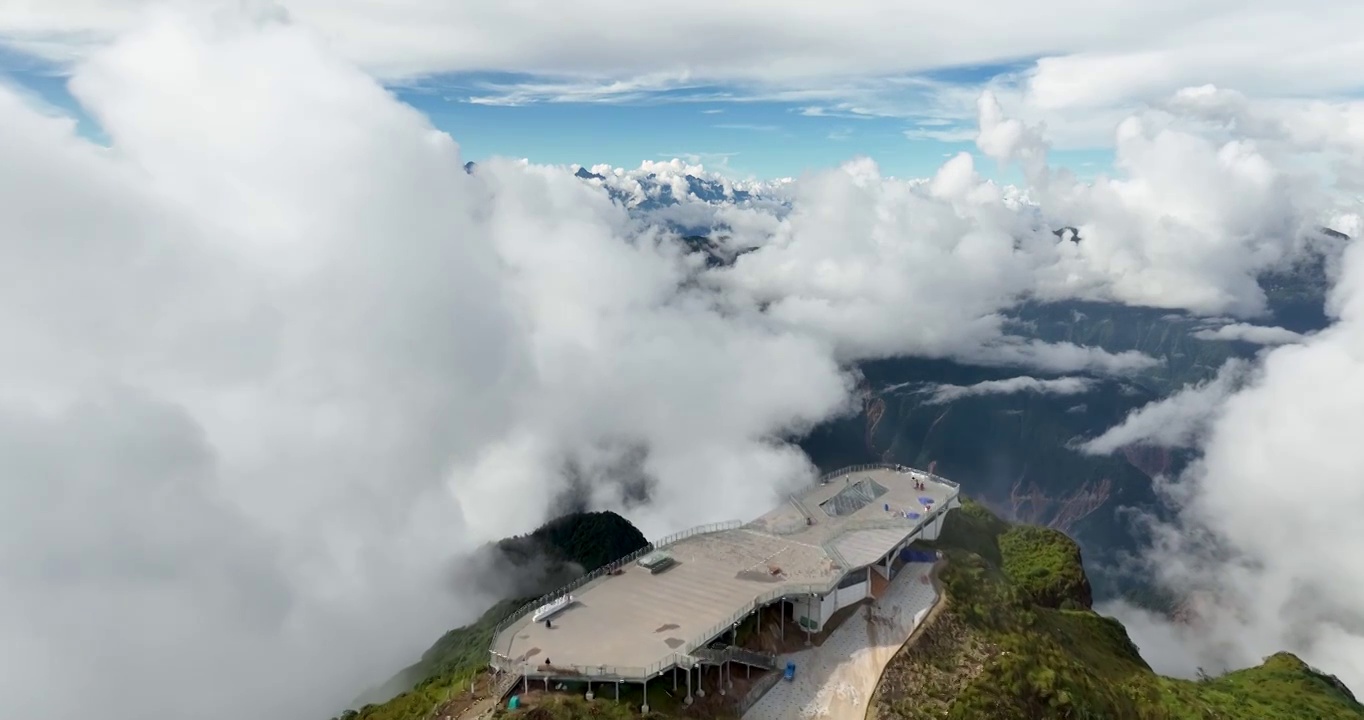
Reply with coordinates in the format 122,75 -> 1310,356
491,465 -> 959,680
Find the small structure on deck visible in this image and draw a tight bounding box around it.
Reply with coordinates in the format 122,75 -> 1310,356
531,594 -> 574,624
636,550 -> 677,574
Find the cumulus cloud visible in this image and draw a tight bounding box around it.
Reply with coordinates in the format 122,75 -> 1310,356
4,5 -> 1364,720
1192,322 -> 1307,345
7,1 -> 1364,111
925,376 -> 1094,404
11,1 -> 1364,157
0,12 -> 852,720
1077,360 -> 1250,455
1092,224 -> 1364,691
707,94 -> 1332,348
1108,241 -> 1364,690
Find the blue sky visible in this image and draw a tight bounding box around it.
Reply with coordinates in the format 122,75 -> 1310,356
394,64 -> 1114,181
1,48 -> 1111,182
403,87 -> 1109,181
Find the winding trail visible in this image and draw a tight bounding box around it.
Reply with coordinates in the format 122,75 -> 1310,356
743,562 -> 940,720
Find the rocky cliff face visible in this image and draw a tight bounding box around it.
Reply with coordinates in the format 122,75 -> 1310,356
1121,444 -> 1175,479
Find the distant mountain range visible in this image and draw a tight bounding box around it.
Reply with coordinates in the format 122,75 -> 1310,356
466,159 -> 789,234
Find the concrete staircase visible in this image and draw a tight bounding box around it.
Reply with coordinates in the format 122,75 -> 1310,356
491,671 -> 520,702
691,645 -> 778,670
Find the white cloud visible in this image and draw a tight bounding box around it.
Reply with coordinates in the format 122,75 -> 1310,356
1077,360 -> 1250,455
903,125 -> 978,143
3,1 -> 1361,101
713,122 -> 781,132
1110,254 -> 1364,690
0,14 -> 848,720
5,6 -> 1364,720
925,376 -> 1094,404
1192,322 -> 1307,345
11,1 -> 1364,152
462,71 -> 702,106
1100,240 -> 1364,690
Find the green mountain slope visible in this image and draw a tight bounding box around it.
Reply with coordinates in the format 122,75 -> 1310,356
874,499 -> 1363,719
343,511 -> 647,720
344,499 -> 1360,720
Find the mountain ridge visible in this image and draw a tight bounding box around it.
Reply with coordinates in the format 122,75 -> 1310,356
343,501 -> 1361,720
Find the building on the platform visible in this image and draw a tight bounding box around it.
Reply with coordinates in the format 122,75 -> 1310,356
487,463 -> 961,711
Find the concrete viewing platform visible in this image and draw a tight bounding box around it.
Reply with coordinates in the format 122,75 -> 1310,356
489,464 -> 961,684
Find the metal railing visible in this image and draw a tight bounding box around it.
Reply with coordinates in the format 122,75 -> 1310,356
789,494 -> 817,522
499,651 -> 713,682
491,670 -> 519,701
487,464 -> 963,683
838,500 -> 954,536
488,520 -> 744,662
736,671 -> 783,715
653,520 -> 744,551
492,555 -> 940,682
817,462 -> 961,492
822,542 -> 852,569
492,581 -> 855,682
692,646 -> 777,669
674,578 -> 838,666
731,647 -> 778,669
691,647 -> 727,665
817,463 -> 896,482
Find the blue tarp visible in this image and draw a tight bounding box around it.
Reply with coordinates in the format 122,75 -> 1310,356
900,548 -> 937,563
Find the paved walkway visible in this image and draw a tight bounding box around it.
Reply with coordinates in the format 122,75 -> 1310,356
742,562 -> 939,720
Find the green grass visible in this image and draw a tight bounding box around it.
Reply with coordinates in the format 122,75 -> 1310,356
924,497 -> 1009,566
876,500 -> 1364,720
1151,653 -> 1364,720
486,677 -> 738,720
998,525 -> 1092,609
340,511 -> 649,720
349,500 -> 1363,720
489,694 -> 672,720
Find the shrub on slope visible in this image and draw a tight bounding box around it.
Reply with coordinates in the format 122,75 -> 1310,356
342,511 -> 648,720
876,498 -> 1364,720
